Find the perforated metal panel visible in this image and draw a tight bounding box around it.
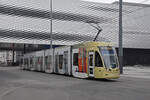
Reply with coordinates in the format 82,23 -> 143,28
0,0 -> 149,48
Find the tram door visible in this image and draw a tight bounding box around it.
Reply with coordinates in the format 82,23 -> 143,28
72,49 -> 78,76
55,54 -> 59,73
88,52 -> 94,77
64,51 -> 68,74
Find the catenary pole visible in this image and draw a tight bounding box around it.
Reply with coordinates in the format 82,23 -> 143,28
50,0 -> 53,49
119,0 -> 123,74
49,0 -> 53,72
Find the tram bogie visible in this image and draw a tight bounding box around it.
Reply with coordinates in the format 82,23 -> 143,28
21,42 -> 120,79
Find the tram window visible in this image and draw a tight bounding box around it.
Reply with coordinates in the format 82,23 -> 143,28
26,59 -> 29,66
45,56 -> 48,68
27,58 -> 29,65
38,57 -> 42,65
38,57 -> 40,64
24,59 -> 26,65
35,57 -> 37,64
73,53 -> 78,66
55,55 -> 58,68
59,55 -> 63,69
21,59 -> 23,64
27,59 -> 28,64
89,55 -> 93,66
64,51 -> 68,64
45,56 -> 50,69
95,51 -> 103,67
26,59 -> 27,65
30,58 -> 33,65
23,58 -> 25,64
41,57 -> 43,66
49,55 -> 51,66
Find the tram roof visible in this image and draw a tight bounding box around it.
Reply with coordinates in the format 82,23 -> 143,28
72,41 -> 113,48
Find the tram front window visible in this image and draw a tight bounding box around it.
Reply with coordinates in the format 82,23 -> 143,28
99,46 -> 118,69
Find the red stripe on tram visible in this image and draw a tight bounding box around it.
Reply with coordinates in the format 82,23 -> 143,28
78,48 -> 82,72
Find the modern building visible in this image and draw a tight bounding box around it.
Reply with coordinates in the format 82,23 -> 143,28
0,51 -> 19,66
0,0 -> 150,65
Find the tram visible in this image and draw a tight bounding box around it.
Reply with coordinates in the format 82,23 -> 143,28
21,41 -> 120,79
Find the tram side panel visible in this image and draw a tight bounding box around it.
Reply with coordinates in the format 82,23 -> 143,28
44,49 -> 54,73
23,54 -> 27,70
23,53 -> 34,70
24,54 -> 30,70
33,51 -> 37,71
27,53 -> 30,70
24,54 -> 27,70
31,51 -> 39,71
22,55 -> 25,70
54,46 -> 71,75
21,56 -> 25,70
72,47 -> 88,78
29,52 -> 35,71
35,51 -> 45,72
20,56 -> 24,69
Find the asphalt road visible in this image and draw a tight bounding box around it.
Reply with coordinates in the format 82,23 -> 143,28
0,67 -> 150,100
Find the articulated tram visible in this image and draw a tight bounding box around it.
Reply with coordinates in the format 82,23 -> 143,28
21,42 -> 120,79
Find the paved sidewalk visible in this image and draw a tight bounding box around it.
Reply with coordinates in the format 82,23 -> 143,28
0,66 -> 20,71
122,65 -> 150,79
